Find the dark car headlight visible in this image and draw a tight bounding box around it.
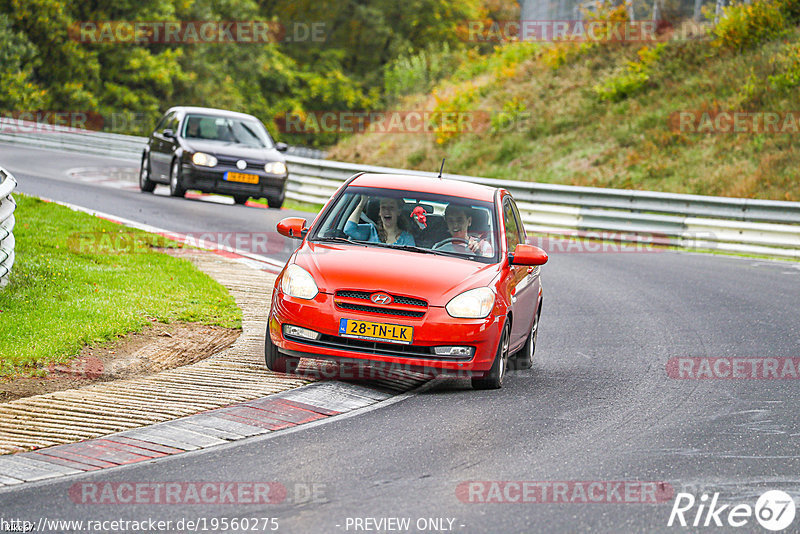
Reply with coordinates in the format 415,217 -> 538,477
265,161 -> 287,175
192,152 -> 218,167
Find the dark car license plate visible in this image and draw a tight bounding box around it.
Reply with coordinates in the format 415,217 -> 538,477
225,172 -> 259,184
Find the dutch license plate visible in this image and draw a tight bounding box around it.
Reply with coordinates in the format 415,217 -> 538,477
225,172 -> 259,184
339,318 -> 413,345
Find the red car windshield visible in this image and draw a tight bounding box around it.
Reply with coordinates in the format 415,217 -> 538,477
310,186 -> 499,263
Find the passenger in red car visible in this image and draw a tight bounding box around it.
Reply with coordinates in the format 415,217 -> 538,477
344,196 -> 415,245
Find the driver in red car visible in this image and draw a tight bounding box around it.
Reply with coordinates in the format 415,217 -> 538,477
442,204 -> 493,256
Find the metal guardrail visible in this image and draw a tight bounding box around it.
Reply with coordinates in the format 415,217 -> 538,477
0,118 -> 326,160
0,166 -> 17,288
283,156 -> 800,258
0,124 -> 798,258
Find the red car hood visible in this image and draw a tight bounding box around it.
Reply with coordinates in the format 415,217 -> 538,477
293,242 -> 500,307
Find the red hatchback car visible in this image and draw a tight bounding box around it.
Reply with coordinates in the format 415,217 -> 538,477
266,173 -> 548,389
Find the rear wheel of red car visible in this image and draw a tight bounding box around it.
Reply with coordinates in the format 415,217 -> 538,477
511,301 -> 541,370
264,327 -> 300,374
472,321 -> 510,390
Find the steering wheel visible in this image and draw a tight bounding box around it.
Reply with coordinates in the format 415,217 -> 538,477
432,237 -> 473,252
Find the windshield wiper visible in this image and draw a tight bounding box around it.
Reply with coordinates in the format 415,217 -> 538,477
240,123 -> 266,147
224,122 -> 242,144
313,236 -> 368,246
366,242 -> 457,257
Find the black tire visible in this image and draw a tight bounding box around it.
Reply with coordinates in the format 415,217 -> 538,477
233,195 -> 249,205
511,302 -> 541,370
169,159 -> 186,198
264,327 -> 300,374
139,155 -> 156,193
267,193 -> 284,209
472,320 -> 510,390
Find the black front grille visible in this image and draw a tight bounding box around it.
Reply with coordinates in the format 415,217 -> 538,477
393,295 -> 427,307
216,156 -> 263,170
336,302 -> 425,318
335,290 -> 427,307
337,290 -> 371,299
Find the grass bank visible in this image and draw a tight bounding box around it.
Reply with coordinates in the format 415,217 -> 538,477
0,195 -> 241,377
330,6 -> 800,201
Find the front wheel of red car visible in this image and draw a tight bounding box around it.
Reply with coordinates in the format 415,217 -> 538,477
472,321 -> 510,390
264,328 -> 300,374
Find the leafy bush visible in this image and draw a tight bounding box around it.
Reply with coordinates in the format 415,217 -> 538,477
768,41 -> 800,90
539,3 -> 630,71
594,44 -> 664,102
737,39 -> 800,107
451,42 -> 540,82
430,84 -> 480,145
0,14 -> 47,111
384,43 -> 460,98
710,0 -> 788,51
490,97 -> 529,133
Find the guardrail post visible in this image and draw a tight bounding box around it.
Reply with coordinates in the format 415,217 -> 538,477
0,166 -> 17,288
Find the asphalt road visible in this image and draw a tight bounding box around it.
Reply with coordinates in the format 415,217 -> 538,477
1,144 -> 799,533
0,144 -> 303,266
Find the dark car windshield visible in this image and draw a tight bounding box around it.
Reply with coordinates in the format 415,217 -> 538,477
310,186 -> 499,264
181,114 -> 274,148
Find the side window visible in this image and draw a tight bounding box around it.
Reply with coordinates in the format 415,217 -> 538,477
167,113 -> 180,133
503,198 -> 525,252
154,113 -> 170,132
509,198 -> 526,243
503,199 -> 521,251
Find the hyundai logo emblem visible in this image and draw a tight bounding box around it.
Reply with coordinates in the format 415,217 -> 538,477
370,292 -> 393,305
236,160 -> 247,170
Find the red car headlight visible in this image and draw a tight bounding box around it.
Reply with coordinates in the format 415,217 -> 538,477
445,287 -> 495,319
281,264 -> 319,300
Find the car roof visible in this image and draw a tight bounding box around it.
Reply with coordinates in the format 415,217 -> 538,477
349,173 -> 497,202
165,106 -> 261,122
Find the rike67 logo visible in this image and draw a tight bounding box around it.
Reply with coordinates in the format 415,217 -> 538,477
668,490 -> 796,531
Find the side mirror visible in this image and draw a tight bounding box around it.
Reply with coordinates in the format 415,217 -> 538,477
277,217 -> 308,239
162,129 -> 176,139
509,244 -> 548,266
275,142 -> 288,152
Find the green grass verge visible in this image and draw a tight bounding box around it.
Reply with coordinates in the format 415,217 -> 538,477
250,197 -> 324,213
0,194 -> 242,377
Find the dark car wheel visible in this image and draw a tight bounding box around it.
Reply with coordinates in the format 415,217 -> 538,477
267,193 -> 285,209
233,195 -> 249,205
169,159 -> 186,198
511,302 -> 541,370
264,326 -> 300,374
472,320 -> 510,390
139,155 -> 155,193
